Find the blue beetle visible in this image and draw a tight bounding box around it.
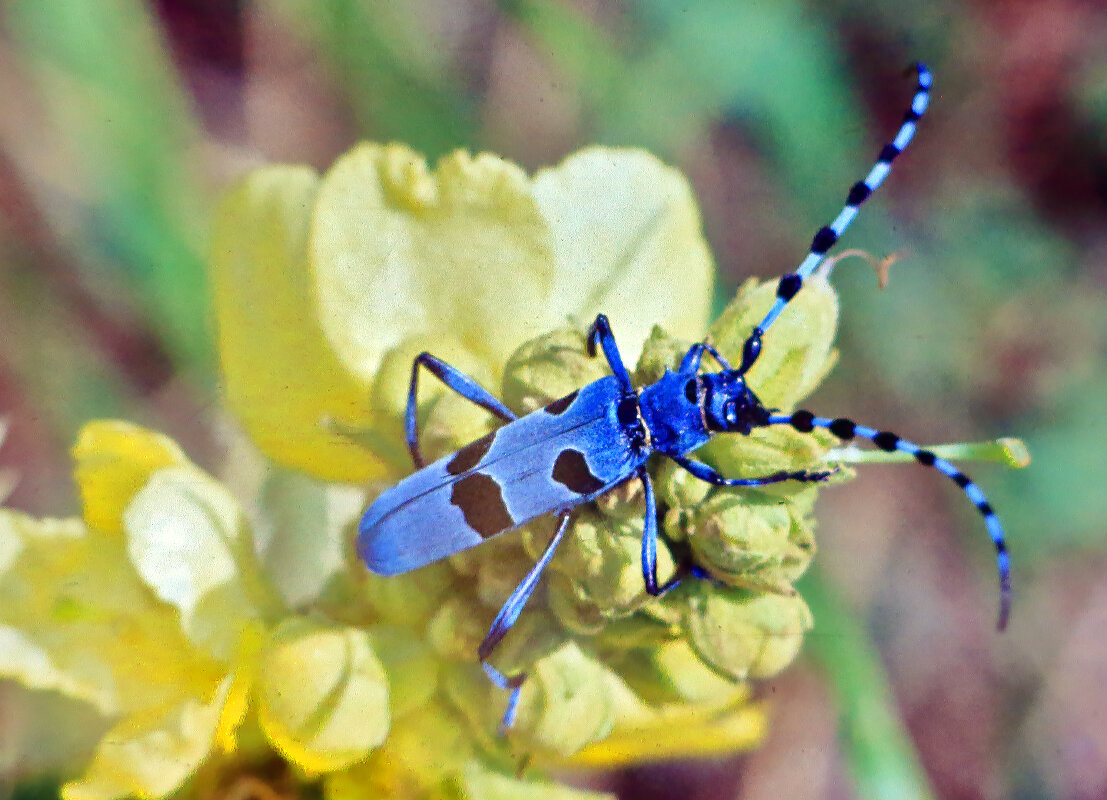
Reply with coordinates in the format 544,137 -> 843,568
358,64 -> 1010,728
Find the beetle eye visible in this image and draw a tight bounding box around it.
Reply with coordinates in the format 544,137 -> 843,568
724,401 -> 738,425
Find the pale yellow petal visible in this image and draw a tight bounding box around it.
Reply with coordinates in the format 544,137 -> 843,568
211,166 -> 385,483
566,645 -> 764,766
455,763 -> 615,800
532,147 -> 714,360
310,144 -> 555,378
71,421 -> 190,536
0,510 -> 224,715
123,466 -> 275,661
62,681 -> 231,800
569,700 -> 765,767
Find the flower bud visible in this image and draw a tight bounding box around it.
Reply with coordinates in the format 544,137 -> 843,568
685,588 -> 813,681
501,326 -> 608,415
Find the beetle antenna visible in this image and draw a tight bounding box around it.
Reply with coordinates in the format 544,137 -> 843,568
769,409 -> 1011,631
738,63 -> 931,374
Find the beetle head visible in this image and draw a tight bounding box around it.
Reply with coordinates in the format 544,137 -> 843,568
702,372 -> 770,434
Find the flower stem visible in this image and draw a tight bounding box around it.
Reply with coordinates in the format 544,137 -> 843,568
800,566 -> 938,800
825,437 -> 1030,469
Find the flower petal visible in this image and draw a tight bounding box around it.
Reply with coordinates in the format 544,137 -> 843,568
532,148 -> 714,360
569,699 -> 764,767
567,642 -> 764,766
62,680 -> 232,800
123,466 -> 273,660
72,421 -> 190,536
258,469 -> 364,608
454,763 -> 615,800
211,166 -> 385,483
310,144 -> 556,379
0,510 -> 223,715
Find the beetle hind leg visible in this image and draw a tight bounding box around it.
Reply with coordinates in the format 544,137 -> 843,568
478,511 -> 572,731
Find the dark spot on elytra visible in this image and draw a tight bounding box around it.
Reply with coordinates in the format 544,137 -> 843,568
544,390 -> 579,416
446,432 -> 495,475
450,473 -> 514,538
552,449 -> 606,495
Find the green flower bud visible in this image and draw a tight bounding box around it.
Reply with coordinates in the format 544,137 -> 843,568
547,571 -> 606,636
257,617 -> 390,773
426,597 -> 487,662
359,566 -> 452,631
633,325 -> 691,384
655,457 -> 711,515
701,420 -> 840,496
685,588 -> 813,681
551,509 -> 675,616
365,625 -> 439,719
501,326 -> 608,414
684,490 -> 815,591
514,643 -> 614,756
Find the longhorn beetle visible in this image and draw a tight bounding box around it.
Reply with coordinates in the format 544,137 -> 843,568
358,64 -> 1011,729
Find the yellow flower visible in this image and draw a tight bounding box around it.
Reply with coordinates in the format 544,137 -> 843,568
3,143 -> 846,799
211,142 -> 837,766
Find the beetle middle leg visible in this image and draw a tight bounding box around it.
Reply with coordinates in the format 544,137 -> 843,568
639,468 -> 692,596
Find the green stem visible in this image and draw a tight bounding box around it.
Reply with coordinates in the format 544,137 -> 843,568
800,565 -> 937,800
825,438 -> 1030,469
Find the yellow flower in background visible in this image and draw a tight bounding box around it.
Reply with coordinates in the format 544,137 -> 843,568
0,143 -> 846,799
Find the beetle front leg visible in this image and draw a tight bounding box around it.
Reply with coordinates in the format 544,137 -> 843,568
670,454 -> 836,486
677,341 -> 733,375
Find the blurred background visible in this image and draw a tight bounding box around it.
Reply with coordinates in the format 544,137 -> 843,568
0,1 -> 1104,798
